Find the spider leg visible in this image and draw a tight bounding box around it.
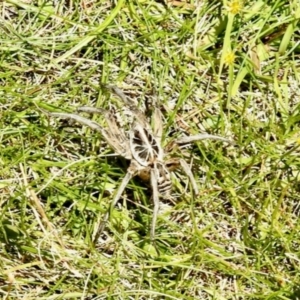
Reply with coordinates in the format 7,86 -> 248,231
179,158 -> 199,196
46,111 -> 131,159
150,167 -> 160,242
106,85 -> 150,129
105,85 -> 137,109
46,111 -> 106,134
79,106 -> 132,159
152,107 -> 164,144
77,106 -> 105,114
176,134 -> 233,145
93,168 -> 134,243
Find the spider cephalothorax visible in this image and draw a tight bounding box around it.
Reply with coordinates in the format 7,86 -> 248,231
44,85 -> 232,243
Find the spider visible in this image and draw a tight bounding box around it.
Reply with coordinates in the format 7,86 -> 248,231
44,85 -> 232,243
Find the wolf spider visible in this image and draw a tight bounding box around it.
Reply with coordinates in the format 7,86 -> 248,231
44,86 -> 232,243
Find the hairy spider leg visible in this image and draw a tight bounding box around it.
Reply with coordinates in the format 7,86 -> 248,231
176,133 -> 233,145
179,158 -> 199,196
46,111 -> 130,158
150,167 -> 160,242
93,166 -> 136,243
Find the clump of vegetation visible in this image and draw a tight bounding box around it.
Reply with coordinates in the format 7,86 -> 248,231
1,1 -> 300,299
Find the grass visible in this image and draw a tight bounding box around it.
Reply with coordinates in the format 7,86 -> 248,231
1,0 -> 300,299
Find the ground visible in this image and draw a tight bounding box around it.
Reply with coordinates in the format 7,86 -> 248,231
1,0 -> 300,299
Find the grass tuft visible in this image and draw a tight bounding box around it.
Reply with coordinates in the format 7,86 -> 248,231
1,0 -> 300,299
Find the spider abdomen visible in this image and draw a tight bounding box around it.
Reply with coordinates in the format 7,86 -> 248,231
155,162 -> 172,197
158,179 -> 172,197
